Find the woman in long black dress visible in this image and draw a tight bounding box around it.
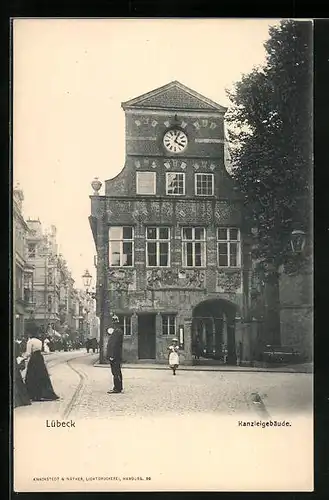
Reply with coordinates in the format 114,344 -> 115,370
14,340 -> 31,408
24,331 -> 59,402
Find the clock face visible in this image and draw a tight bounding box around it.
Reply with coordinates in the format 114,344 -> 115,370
163,129 -> 188,153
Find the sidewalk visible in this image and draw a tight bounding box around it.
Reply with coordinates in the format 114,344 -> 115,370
94,361 -> 313,374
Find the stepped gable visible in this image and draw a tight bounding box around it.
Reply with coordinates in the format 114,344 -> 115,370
121,80 -> 227,112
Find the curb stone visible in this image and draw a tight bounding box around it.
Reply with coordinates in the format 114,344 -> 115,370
93,361 -> 313,374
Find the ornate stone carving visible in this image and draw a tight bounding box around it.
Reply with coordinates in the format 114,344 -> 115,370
151,201 -> 160,218
215,204 -> 232,221
217,270 -> 241,293
147,269 -> 205,289
109,269 -> 135,291
161,202 -> 173,217
91,177 -> 102,194
178,269 -> 205,288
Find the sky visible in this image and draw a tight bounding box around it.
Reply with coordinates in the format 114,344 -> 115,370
13,18 -> 281,288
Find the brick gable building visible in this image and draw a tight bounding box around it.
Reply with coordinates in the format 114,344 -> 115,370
90,81 -> 254,365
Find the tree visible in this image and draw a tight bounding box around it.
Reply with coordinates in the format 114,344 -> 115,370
226,20 -> 312,345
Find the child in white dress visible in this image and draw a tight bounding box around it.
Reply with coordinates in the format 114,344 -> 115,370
168,338 -> 180,375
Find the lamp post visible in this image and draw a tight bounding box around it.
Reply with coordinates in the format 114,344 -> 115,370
82,269 -> 103,358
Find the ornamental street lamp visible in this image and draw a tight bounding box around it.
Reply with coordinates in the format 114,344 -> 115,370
82,269 -> 92,291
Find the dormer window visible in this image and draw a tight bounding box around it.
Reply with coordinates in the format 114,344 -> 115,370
195,173 -> 214,196
136,172 -> 156,195
166,172 -> 185,195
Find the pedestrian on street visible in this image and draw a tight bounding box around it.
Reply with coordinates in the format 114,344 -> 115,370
106,315 -> 124,394
43,337 -> 50,354
168,338 -> 180,375
14,340 -> 31,408
23,328 -> 60,402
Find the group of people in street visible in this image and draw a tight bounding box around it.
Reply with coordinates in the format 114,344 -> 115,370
85,337 -> 99,354
14,327 -> 59,408
104,315 -> 181,394
14,316 -> 182,407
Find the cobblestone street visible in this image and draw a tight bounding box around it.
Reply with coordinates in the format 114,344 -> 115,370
14,352 -> 313,492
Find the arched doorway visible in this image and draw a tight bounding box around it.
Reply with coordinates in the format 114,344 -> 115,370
192,299 -> 237,365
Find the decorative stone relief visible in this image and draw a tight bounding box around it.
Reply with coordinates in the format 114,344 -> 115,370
132,208 -> 148,221
215,204 -> 232,221
217,270 -> 241,294
134,160 -> 141,168
151,161 -> 157,169
194,162 -> 200,170
178,269 -> 205,288
210,163 -> 216,171
147,268 -> 205,289
151,202 -> 160,218
161,202 -> 173,218
109,268 -> 135,291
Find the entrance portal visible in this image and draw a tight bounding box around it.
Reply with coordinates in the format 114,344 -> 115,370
192,299 -> 237,365
138,313 -> 156,359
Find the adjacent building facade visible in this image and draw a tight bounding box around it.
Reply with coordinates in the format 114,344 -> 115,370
90,81 -> 256,365
13,186 -> 34,340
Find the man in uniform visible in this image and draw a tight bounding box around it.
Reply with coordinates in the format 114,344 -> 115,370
106,315 -> 124,394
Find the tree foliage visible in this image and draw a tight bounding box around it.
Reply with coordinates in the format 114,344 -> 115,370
226,20 -> 312,268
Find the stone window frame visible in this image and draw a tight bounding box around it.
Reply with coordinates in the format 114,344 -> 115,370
166,172 -> 185,196
117,314 -> 132,336
47,294 -> 53,312
161,314 -> 177,336
194,173 -> 214,196
181,226 -> 207,268
108,226 -> 134,267
15,264 -> 24,300
145,226 -> 171,268
136,171 -> 156,195
47,266 -> 54,286
217,227 -> 241,268
27,242 -> 36,258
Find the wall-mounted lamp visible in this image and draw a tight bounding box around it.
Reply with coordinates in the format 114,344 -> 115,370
290,229 -> 306,255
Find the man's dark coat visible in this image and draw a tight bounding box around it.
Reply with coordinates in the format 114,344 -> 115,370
106,326 -> 123,361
